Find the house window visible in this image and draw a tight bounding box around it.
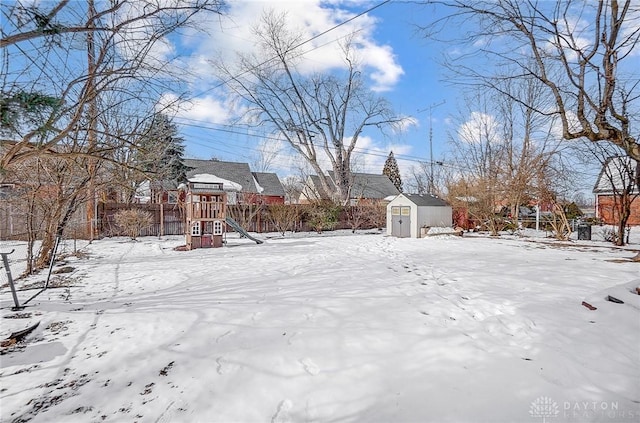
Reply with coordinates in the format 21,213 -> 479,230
191,222 -> 201,236
167,192 -> 178,204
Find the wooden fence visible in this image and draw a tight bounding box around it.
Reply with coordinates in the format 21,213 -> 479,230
99,203 -> 185,237
99,203 -> 386,237
1,202 -> 386,240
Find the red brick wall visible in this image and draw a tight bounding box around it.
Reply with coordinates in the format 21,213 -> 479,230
597,195 -> 640,225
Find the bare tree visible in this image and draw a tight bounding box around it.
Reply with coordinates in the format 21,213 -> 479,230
1,0 -> 224,172
281,175 -> 304,204
576,142 -> 639,246
405,158 -> 451,197
1,0 -> 224,263
213,11 -> 404,205
418,0 -> 640,163
446,86 -> 567,235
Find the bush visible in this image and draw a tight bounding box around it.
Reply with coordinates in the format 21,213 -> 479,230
267,204 -> 299,236
114,209 -> 153,240
306,203 -> 340,233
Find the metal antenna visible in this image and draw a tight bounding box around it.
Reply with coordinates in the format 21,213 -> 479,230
418,100 -> 446,193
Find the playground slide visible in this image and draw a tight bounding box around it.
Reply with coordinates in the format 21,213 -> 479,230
225,217 -> 264,244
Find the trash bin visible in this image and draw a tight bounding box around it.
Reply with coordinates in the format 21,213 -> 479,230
577,224 -> 591,240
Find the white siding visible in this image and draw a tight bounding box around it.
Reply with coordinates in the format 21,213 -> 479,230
417,206 -> 453,228
387,194 -> 453,238
386,195 -> 417,237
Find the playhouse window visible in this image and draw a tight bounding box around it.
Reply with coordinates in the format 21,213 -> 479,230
191,222 -> 201,236
213,220 -> 223,235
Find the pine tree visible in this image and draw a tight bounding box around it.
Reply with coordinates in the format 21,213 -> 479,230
138,113 -> 190,184
383,151 -> 403,192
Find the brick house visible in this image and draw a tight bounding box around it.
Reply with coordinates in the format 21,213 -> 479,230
593,156 -> 640,225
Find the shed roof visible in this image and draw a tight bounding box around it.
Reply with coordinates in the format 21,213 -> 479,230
184,159 -> 258,193
400,193 -> 450,207
252,172 -> 285,197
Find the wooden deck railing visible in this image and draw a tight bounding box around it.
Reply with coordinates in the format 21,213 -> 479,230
189,201 -> 224,220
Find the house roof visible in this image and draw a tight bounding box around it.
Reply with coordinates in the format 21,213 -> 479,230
183,159 -> 258,193
252,172 -> 285,197
327,171 -> 400,199
300,175 -> 331,201
593,156 -> 640,194
400,193 -> 450,207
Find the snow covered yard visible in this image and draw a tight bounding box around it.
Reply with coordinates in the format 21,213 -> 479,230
1,231 -> 639,423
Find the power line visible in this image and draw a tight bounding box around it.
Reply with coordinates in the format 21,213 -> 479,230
172,115 -> 463,171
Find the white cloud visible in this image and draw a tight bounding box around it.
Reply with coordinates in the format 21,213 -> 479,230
352,135 -> 413,174
157,93 -> 240,124
394,116 -> 419,133
179,0 -> 403,92
457,111 -> 502,145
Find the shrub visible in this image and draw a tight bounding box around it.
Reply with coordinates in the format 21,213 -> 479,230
307,203 -> 340,233
267,204 -> 299,236
114,209 -> 153,240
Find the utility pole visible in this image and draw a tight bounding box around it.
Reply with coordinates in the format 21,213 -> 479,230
86,0 -> 97,241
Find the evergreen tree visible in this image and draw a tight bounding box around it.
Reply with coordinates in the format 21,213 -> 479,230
138,113 -> 190,184
383,151 -> 403,192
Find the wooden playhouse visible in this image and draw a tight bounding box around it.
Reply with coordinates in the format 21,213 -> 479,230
185,180 -> 226,249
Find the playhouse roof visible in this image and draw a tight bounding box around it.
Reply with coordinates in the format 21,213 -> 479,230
184,159 -> 259,193
188,173 -> 242,191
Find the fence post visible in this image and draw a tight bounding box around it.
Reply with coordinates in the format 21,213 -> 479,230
160,203 -> 164,237
44,235 -> 61,289
1,249 -> 22,310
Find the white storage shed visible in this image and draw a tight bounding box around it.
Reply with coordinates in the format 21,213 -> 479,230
386,193 -> 453,238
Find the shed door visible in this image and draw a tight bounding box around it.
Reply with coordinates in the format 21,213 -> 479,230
391,206 -> 411,238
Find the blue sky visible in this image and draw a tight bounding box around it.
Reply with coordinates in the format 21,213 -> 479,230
163,0 -> 463,181
155,0 -> 636,194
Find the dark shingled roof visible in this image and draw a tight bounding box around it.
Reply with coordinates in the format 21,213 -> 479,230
183,159 -> 258,193
402,193 -> 450,207
328,171 -> 400,199
252,172 -> 285,197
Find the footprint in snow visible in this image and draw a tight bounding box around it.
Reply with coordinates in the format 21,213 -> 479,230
299,358 -> 319,375
215,330 -> 233,343
215,357 -> 224,375
155,399 -> 190,422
